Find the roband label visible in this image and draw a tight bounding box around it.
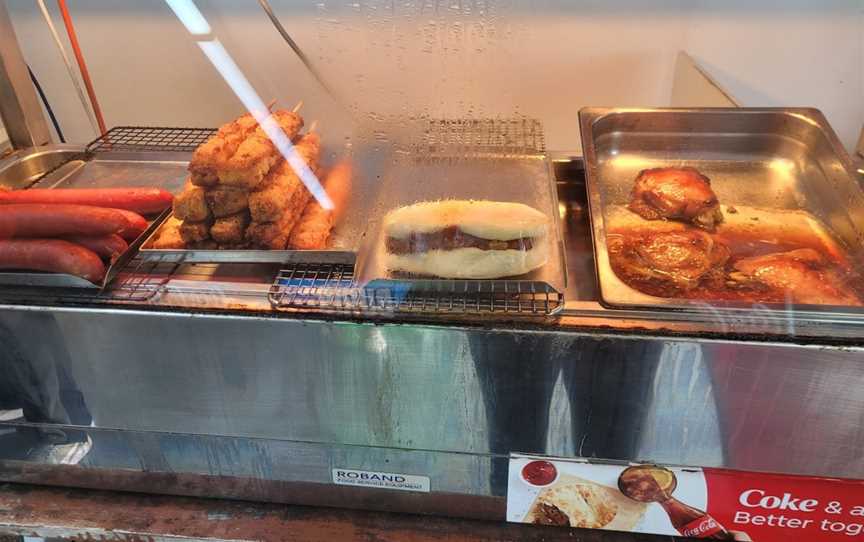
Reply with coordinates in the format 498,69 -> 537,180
332,468 -> 430,493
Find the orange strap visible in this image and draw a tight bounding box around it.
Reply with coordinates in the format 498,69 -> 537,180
57,0 -> 107,135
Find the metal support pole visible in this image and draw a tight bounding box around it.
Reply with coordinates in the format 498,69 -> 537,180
0,0 -> 51,149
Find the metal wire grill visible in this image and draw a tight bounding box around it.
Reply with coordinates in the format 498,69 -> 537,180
418,118 -> 545,157
269,263 -> 564,316
86,126 -> 217,153
0,257 -> 182,306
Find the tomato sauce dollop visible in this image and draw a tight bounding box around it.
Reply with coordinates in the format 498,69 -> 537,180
522,461 -> 557,486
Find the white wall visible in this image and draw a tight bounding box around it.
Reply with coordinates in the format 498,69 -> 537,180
7,1 -> 864,152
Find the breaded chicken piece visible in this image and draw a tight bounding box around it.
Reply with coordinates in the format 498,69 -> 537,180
189,113 -> 259,180
173,181 -> 210,222
249,133 -> 321,222
190,171 -> 219,188
191,110 -> 304,187
216,110 -> 305,190
288,160 -> 353,250
149,216 -> 186,249
179,219 -> 212,244
205,187 -> 248,218
246,210 -> 299,250
210,211 -> 250,244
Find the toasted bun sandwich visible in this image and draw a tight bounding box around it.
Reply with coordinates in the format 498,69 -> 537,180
383,200 -> 549,279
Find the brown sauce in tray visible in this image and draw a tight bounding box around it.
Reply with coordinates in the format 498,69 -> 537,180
607,211 -> 863,305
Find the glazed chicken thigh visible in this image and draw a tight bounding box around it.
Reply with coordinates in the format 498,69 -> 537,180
728,248 -> 860,305
628,167 -> 723,231
608,229 -> 730,296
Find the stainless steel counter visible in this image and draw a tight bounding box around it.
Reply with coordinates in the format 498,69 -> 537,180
0,158 -> 863,520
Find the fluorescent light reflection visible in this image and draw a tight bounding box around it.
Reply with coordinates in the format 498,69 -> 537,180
165,0 -> 211,35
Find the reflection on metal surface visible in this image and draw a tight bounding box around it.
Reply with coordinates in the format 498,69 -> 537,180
0,144 -> 84,189
0,307 -> 862,515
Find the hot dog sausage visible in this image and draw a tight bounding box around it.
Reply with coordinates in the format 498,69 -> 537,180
0,204 -> 131,238
63,234 -> 128,261
0,187 -> 173,215
113,209 -> 149,241
0,239 -> 106,283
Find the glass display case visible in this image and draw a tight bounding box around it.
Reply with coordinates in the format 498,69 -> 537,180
0,1 -> 863,540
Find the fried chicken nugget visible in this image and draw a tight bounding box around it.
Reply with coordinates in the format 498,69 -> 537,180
210,211 -> 250,244
246,207 -> 302,250
205,187 -> 249,218
189,113 -> 259,180
179,218 -> 212,244
248,133 -> 321,222
149,216 -> 186,249
217,110 -> 305,190
288,160 -> 353,250
173,180 -> 210,222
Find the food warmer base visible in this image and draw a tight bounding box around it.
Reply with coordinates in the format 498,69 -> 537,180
1,155 -> 863,523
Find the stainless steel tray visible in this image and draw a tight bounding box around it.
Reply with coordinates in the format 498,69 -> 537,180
579,107 -> 864,313
0,150 -> 188,289
138,152 -> 375,266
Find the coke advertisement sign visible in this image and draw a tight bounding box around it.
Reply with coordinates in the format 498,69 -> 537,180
507,455 -> 864,541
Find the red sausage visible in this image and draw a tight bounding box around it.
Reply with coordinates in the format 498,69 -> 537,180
0,204 -> 131,238
113,209 -> 149,241
63,234 -> 128,261
0,187 -> 173,215
0,239 -> 106,283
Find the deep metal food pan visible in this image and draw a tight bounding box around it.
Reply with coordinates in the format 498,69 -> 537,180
579,107 -> 864,313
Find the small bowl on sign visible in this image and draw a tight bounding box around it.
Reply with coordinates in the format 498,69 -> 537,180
521,460 -> 559,488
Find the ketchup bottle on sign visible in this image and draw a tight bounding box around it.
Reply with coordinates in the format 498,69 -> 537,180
618,465 -> 733,540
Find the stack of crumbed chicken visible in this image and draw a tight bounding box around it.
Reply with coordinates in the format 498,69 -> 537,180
160,109 -> 323,250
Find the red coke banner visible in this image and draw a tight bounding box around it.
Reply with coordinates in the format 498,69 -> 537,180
507,455 -> 864,541
705,468 -> 864,540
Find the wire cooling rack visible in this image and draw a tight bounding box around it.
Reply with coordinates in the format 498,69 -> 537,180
0,257 -> 183,306
268,264 -> 564,317
86,126 -> 217,153
418,118 -> 546,157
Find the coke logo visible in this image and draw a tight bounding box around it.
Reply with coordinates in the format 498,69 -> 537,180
681,516 -> 724,538
738,489 -> 818,511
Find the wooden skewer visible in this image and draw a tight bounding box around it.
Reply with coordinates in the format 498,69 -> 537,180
292,100 -> 304,114
308,120 -> 319,133
266,98 -> 277,111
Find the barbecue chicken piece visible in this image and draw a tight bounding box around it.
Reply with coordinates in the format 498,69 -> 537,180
727,248 -> 861,306
608,229 -> 730,296
628,167 -> 723,231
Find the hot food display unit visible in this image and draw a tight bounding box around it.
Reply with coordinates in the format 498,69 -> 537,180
1,3 -> 864,541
